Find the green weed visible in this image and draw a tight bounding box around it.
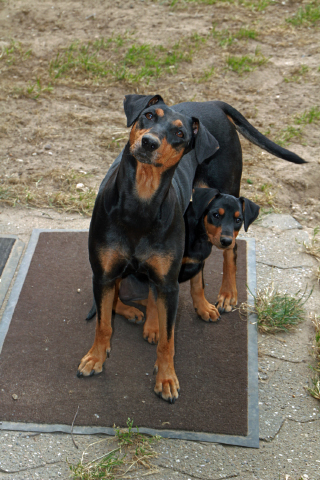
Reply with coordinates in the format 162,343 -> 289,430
49,35 -> 197,84
284,65 -> 309,83
212,25 -> 257,47
0,39 -> 32,65
243,285 -> 311,333
294,106 -> 320,125
226,48 -> 268,74
275,125 -> 303,147
286,1 -> 320,26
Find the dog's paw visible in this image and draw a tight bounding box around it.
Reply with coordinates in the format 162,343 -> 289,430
77,343 -> 110,377
193,298 -> 221,322
153,362 -> 180,403
115,302 -> 144,324
216,290 -> 237,313
143,319 -> 159,344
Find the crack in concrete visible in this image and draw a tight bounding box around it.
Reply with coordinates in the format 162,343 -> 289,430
157,458 -> 239,479
260,417 -> 319,443
0,459 -> 65,474
256,261 -> 310,269
263,353 -> 305,363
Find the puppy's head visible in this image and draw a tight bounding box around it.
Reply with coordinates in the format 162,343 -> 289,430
123,94 -> 219,169
192,188 -> 260,249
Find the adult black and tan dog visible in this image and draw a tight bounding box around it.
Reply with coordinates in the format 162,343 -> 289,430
78,94 -> 305,403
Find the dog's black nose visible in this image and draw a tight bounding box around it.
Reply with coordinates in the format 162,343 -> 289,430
141,135 -> 160,152
220,236 -> 233,247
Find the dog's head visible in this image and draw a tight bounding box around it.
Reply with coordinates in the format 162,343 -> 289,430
123,94 -> 219,169
192,187 -> 260,249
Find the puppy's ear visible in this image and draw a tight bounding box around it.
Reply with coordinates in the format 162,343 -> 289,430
239,197 -> 260,232
123,94 -> 164,127
192,117 -> 219,164
192,187 -> 220,220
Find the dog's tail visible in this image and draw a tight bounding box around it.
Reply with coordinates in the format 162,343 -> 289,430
215,101 -> 307,164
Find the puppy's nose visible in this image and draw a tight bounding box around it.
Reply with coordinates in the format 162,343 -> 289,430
220,236 -> 233,247
141,135 -> 160,152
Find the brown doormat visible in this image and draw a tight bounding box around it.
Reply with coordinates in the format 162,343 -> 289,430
0,230 -> 258,447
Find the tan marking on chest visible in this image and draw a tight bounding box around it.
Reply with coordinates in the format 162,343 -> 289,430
135,163 -> 162,199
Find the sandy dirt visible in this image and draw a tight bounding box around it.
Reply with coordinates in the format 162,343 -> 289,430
0,0 -> 319,224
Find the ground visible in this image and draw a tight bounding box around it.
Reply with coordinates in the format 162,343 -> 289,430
0,0 -> 320,479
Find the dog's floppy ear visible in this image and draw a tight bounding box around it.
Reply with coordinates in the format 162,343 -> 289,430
239,197 -> 260,232
123,94 -> 164,127
192,187 -> 220,220
192,117 -> 219,164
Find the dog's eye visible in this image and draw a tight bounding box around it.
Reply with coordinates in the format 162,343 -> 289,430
145,112 -> 153,120
213,213 -> 220,219
235,217 -> 242,224
176,130 -> 184,138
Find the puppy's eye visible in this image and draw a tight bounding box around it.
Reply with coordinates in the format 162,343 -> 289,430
213,213 -> 220,219
176,130 -> 184,138
145,112 -> 153,120
235,218 -> 242,224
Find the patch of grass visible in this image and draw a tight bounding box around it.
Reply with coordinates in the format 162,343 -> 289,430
284,64 -> 309,83
286,1 -> 320,27
69,419 -> 160,480
294,106 -> 320,125
275,125 -> 303,147
11,77 -> 53,99
0,169 -> 97,216
212,25 -> 257,47
197,66 -> 215,82
49,35 -> 198,84
241,0 -> 276,11
299,226 -> 320,260
0,39 -> 32,65
247,178 -> 253,184
242,285 -> 311,333
306,314 -> 320,400
226,48 -> 268,74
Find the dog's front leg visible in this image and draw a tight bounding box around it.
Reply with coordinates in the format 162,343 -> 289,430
217,243 -> 238,313
153,284 -> 180,403
77,279 -> 115,376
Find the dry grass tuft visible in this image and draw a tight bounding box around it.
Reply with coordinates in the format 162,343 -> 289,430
240,284 -> 311,334
306,314 -> 320,401
0,168 -> 97,216
68,419 -> 160,479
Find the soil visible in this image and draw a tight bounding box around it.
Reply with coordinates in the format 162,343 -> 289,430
0,0 -> 319,223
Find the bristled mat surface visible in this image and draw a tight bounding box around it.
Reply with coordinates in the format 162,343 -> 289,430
0,232 -> 248,436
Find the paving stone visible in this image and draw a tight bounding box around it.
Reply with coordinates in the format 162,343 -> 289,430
258,214 -> 302,230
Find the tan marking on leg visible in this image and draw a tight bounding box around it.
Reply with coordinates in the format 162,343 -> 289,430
190,270 -> 220,322
181,256 -> 200,265
99,249 -> 125,274
112,278 -> 144,322
78,286 -> 115,376
147,253 -> 173,279
154,297 -> 179,401
143,288 -> 159,344
217,245 -> 238,312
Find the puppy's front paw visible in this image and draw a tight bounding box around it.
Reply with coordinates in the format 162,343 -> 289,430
193,297 -> 221,322
154,361 -> 180,403
77,342 -> 110,377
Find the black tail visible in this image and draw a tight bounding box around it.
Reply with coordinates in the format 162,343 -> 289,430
215,101 -> 307,164
86,301 -> 96,321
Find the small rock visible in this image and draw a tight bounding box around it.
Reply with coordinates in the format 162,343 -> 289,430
44,144 -> 52,150
12,394 -> 18,400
